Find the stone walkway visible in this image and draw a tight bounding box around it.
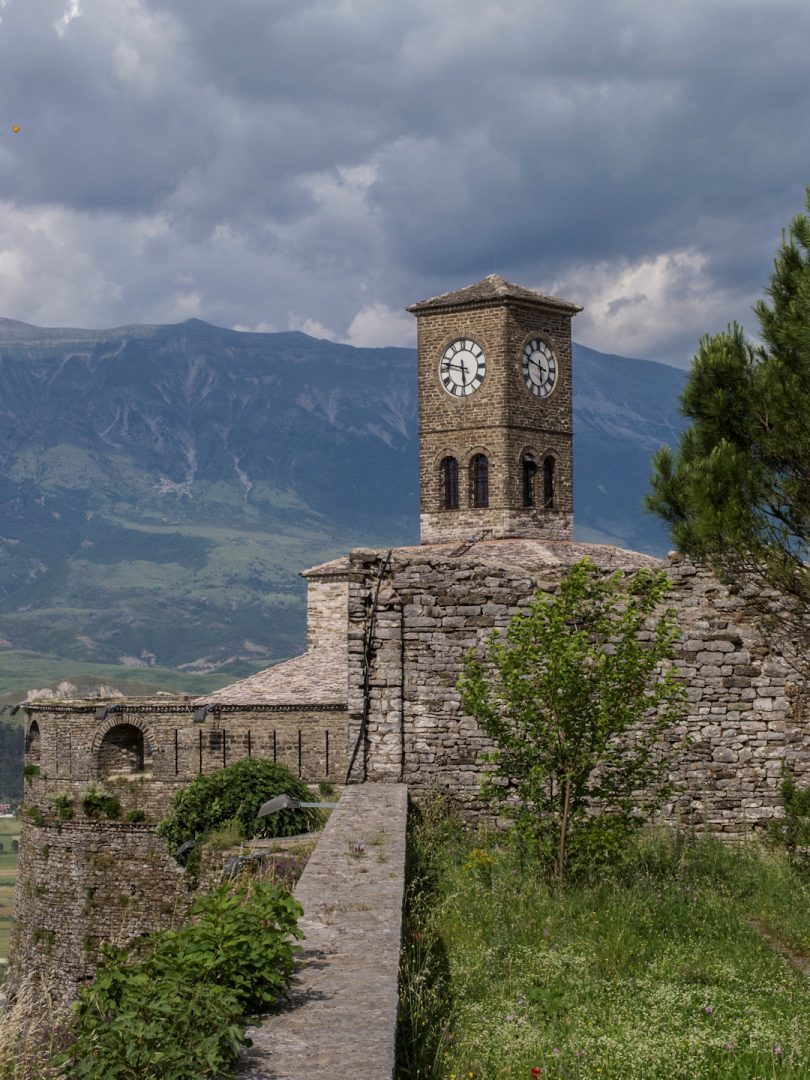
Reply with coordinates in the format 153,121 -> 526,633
237,783 -> 408,1080
749,919 -> 810,982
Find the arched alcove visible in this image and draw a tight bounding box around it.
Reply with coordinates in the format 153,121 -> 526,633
97,723 -> 152,777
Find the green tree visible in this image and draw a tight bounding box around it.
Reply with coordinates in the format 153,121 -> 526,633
647,189 -> 810,662
459,558 -> 686,885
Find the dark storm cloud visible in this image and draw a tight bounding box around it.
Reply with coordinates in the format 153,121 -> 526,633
0,0 -> 807,362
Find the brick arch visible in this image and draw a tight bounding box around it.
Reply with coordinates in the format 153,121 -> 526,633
431,447 -> 463,471
92,715 -> 156,777
91,713 -> 155,755
516,444 -> 542,465
460,445 -> 493,468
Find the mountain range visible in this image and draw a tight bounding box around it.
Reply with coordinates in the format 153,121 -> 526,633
0,317 -> 688,680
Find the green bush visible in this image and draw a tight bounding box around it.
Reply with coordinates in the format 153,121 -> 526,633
127,808 -> 147,823
22,803 -> 44,826
769,768 -> 810,868
81,785 -> 122,820
51,880 -> 302,1079
23,763 -> 41,780
157,758 -> 322,859
53,794 -> 75,821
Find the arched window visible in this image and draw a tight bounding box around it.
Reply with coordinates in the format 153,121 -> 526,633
441,456 -> 459,509
543,455 -> 556,509
522,453 -> 538,507
98,724 -> 151,776
25,720 -> 41,763
471,454 -> 489,508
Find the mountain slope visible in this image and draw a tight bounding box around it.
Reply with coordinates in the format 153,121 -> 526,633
0,318 -> 686,672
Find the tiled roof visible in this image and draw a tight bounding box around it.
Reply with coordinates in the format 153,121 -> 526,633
300,555 -> 353,578
198,646 -> 347,707
351,537 -> 661,575
407,274 -> 581,315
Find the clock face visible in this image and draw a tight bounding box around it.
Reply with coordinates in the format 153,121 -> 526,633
439,339 -> 486,397
522,339 -> 557,397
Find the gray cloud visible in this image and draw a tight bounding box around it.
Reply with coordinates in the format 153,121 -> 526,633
0,0 -> 807,364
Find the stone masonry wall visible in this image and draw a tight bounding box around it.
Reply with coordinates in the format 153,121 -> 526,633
306,576 -> 350,651
346,545 -> 808,831
8,820 -> 189,1008
9,703 -> 348,1006
24,704 -> 348,824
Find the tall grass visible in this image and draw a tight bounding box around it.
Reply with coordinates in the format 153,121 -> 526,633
398,807 -> 810,1080
0,972 -> 71,1079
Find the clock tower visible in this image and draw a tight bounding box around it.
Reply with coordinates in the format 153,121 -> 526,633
408,274 -> 581,545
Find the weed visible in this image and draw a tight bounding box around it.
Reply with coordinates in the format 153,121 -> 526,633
21,804 -> 44,827
52,795 -> 74,821
80,786 -> 121,821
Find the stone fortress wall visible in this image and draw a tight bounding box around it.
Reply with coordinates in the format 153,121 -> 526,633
7,570 -> 349,1004
345,541 -> 809,832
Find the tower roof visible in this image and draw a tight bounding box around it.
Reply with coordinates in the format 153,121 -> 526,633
407,274 -> 581,315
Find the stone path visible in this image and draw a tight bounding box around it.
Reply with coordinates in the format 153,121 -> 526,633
749,919 -> 810,981
237,783 -> 408,1080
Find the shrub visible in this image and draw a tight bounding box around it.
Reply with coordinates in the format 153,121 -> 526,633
53,794 -> 75,821
157,758 -> 322,859
51,880 -> 302,1079
769,767 -> 810,870
23,763 -> 41,780
81,785 -> 122,820
21,803 -> 44,826
126,808 -> 147,823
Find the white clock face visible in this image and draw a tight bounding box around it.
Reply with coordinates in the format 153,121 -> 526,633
522,339 -> 557,397
439,339 -> 486,397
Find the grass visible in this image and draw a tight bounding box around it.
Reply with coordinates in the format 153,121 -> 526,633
0,817 -> 19,969
398,809 -> 810,1080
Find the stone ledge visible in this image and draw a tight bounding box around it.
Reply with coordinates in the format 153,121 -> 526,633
237,783 -> 408,1080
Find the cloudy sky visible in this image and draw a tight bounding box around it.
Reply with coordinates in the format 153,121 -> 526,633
0,0 -> 807,366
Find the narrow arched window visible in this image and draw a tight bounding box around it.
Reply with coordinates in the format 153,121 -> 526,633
26,720 -> 41,763
543,455 -> 556,509
441,456 -> 459,509
522,453 -> 538,507
471,454 -> 489,508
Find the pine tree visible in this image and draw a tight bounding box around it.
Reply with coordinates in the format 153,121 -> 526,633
647,189 -> 810,660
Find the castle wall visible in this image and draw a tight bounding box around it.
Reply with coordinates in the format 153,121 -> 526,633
25,705 -> 347,817
9,704 -> 347,1005
8,820 -> 189,1008
346,547 -> 808,831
